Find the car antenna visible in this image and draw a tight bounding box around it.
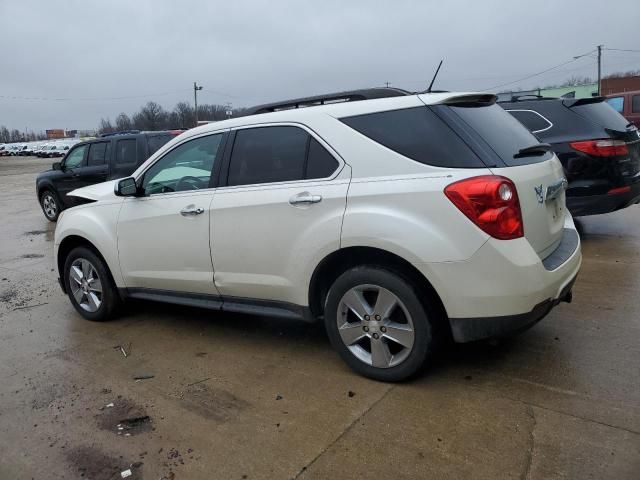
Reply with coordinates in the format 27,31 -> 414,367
424,59 -> 443,93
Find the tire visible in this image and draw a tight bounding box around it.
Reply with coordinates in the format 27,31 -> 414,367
63,246 -> 120,321
40,189 -> 61,222
324,266 -> 438,382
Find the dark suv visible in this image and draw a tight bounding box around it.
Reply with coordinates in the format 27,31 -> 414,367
500,96 -> 640,216
36,130 -> 181,221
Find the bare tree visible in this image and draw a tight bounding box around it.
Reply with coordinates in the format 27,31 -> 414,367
0,126 -> 9,143
173,102 -> 194,128
115,113 -> 133,131
10,129 -> 22,142
99,118 -> 116,134
132,101 -> 169,131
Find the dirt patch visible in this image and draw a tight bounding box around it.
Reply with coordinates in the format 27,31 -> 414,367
20,253 -> 45,259
176,383 -> 249,422
66,446 -> 142,480
0,287 -> 17,303
96,398 -> 153,436
24,230 -> 47,236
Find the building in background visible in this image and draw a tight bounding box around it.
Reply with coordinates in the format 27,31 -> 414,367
601,75 -> 640,95
46,129 -> 65,139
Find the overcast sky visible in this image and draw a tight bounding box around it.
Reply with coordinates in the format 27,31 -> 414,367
1,0 -> 639,132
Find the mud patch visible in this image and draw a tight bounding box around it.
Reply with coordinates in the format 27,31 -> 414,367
66,446 -> 142,480
24,230 -> 47,236
20,253 -> 45,259
97,398 -> 153,436
176,383 -> 248,422
0,287 -> 17,303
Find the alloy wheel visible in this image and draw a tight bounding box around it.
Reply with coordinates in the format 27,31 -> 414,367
69,258 -> 103,312
337,284 -> 415,368
42,193 -> 57,219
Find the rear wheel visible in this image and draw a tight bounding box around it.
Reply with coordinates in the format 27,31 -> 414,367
324,266 -> 437,381
64,246 -> 120,321
40,190 -> 60,222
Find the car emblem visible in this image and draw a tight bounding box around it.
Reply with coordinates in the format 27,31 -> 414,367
534,184 -> 544,204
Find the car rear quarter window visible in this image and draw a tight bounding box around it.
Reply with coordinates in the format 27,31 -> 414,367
632,95 -> 640,114
116,139 -> 137,165
448,103 -> 552,166
228,126 -> 309,186
340,107 -> 485,168
506,109 -> 553,133
87,142 -> 110,166
306,138 -> 339,179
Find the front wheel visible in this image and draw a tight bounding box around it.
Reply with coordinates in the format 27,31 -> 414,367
40,190 -> 60,222
324,266 -> 437,382
64,246 -> 120,321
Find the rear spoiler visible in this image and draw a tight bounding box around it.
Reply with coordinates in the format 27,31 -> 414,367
437,94 -> 497,107
562,96 -> 605,108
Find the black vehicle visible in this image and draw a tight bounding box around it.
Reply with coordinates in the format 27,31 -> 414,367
36,130 -> 181,221
500,96 -> 640,216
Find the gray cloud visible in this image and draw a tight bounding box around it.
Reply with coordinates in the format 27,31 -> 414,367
1,0 -> 639,131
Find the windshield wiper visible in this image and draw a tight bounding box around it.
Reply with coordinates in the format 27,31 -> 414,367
514,143 -> 552,158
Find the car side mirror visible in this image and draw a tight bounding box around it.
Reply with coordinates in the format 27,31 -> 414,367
115,177 -> 139,197
52,162 -> 62,171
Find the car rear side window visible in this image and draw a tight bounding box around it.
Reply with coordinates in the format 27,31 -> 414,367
116,139 -> 137,165
147,135 -> 173,155
87,142 -> 110,166
228,126 -> 309,186
506,109 -> 553,133
448,103 -> 552,166
633,95 -> 640,114
340,107 -> 484,168
606,97 -> 624,113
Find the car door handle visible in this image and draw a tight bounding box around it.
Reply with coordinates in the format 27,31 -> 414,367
289,192 -> 322,206
180,206 -> 204,216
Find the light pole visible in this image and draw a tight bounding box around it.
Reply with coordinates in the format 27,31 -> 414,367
597,45 -> 603,95
193,82 -> 203,127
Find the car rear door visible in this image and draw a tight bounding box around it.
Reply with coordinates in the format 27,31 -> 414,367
111,137 -> 140,179
210,124 -> 349,306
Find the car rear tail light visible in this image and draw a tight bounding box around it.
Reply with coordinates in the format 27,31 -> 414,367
444,175 -> 524,240
570,139 -> 628,157
607,186 -> 631,195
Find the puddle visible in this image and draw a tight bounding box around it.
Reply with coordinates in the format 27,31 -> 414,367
66,446 -> 142,480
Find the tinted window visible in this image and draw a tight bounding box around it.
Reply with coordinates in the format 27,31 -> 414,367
64,145 -> 87,168
340,107 -> 484,168
633,95 -> 640,114
606,97 -> 624,113
116,139 -> 137,165
148,134 -> 174,155
570,100 -> 630,130
306,138 -> 339,179
142,134 -> 223,195
507,110 -> 553,133
449,104 -> 551,166
228,126 -> 308,186
87,142 -> 110,166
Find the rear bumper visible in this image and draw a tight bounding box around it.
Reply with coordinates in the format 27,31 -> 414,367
449,274 -> 576,342
418,216 -> 581,341
568,182 -> 640,216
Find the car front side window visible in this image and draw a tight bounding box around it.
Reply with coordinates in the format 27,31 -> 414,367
64,145 -> 87,169
141,133 -> 223,195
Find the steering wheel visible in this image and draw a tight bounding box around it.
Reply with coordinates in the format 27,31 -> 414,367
175,176 -> 206,191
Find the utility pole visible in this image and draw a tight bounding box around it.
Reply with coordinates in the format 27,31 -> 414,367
597,45 -> 603,95
384,81 -> 391,88
193,82 -> 203,127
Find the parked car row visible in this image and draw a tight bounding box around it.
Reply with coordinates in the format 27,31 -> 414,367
0,140 -> 85,157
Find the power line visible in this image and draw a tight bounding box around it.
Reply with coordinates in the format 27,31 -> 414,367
605,48 -> 640,53
0,88 -> 191,102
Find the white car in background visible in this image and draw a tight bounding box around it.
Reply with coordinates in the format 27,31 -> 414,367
54,88 -> 581,381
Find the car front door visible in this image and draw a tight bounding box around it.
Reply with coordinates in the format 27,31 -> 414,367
211,124 -> 349,306
117,131 -> 227,295
54,144 -> 88,206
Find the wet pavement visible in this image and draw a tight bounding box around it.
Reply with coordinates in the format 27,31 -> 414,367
0,156 -> 639,479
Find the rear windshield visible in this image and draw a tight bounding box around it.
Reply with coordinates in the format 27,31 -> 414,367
340,107 -> 485,168
448,103 -> 553,166
147,134 -> 173,155
569,100 -> 630,131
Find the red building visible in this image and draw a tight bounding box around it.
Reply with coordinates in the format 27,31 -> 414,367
601,75 -> 640,95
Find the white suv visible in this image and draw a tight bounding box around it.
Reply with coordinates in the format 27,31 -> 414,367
54,88 -> 581,381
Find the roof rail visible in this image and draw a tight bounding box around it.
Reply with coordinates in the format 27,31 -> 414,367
499,94 -> 558,103
243,87 -> 412,116
99,130 -> 141,138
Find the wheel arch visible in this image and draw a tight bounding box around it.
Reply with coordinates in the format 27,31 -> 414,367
308,246 -> 451,338
57,235 -> 118,295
